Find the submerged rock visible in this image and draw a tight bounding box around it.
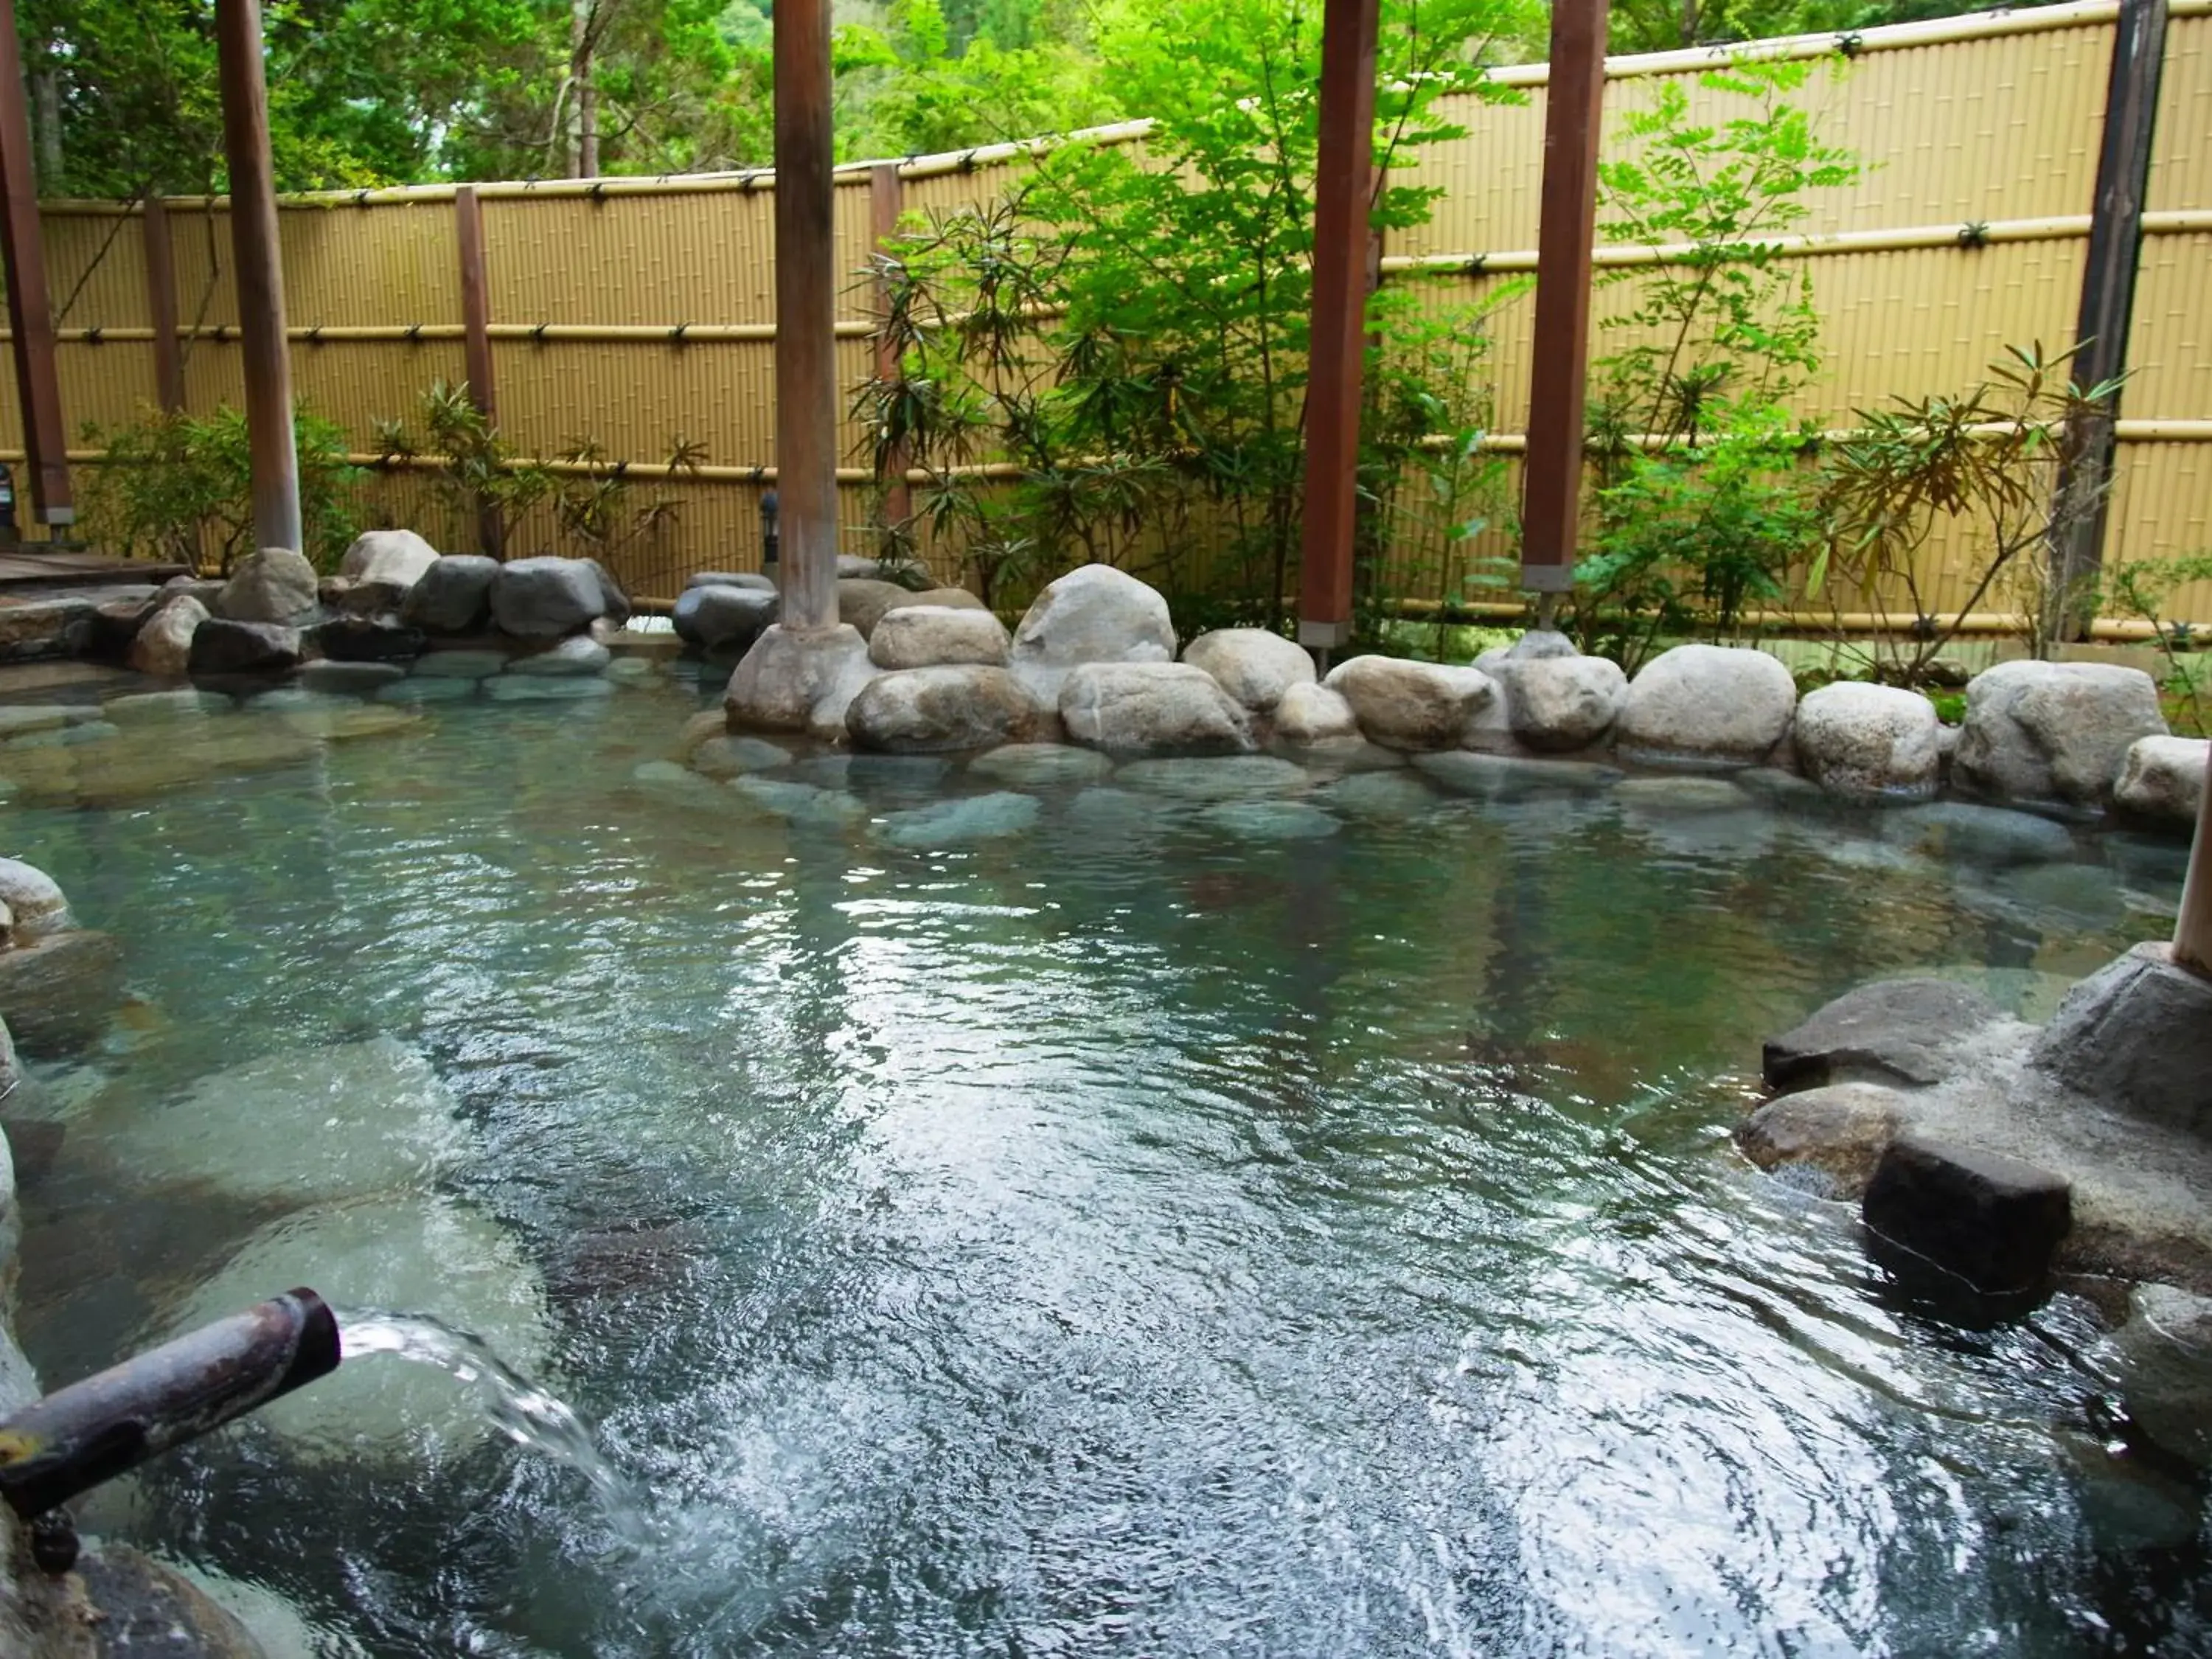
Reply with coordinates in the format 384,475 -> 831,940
876,791 -> 1042,849
1313,768 -> 1439,820
1412,751 -> 1621,799
1884,800 -> 2076,865
166,1194 -> 552,1462
507,636 -> 613,677
968,742 -> 1114,787
0,930 -> 124,1054
1114,754 -> 1306,801
1009,563 -> 1177,706
410,647 -> 509,681
687,734 -> 793,781
1615,644 -> 1795,767
95,1037 -> 465,1203
729,775 -> 868,827
299,659 -> 406,697
1197,799 -> 1338,841
102,689 -> 232,725
1180,628 -> 1315,714
2116,1284 -> 2212,1467
484,675 -> 614,703
1954,660 -> 2167,810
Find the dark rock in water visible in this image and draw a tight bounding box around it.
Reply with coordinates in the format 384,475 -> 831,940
2032,942 -> 2212,1137
489,557 -> 608,639
547,1218 -> 703,1306
1763,978 -> 2005,1093
314,615 -> 428,663
187,619 -> 302,678
74,1543 -> 269,1658
0,930 -> 125,1054
1863,1134 -> 2071,1295
673,584 -> 780,655
86,591 -> 163,657
0,596 -> 97,662
582,558 -> 633,628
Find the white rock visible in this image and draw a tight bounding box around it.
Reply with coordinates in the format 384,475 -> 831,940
92,1037 -> 465,1203
1180,629 -> 1315,714
338,529 -> 441,588
1509,655 -> 1627,752
723,623 -> 878,740
128,594 -> 207,678
1615,644 -> 1797,766
2114,735 -> 2207,827
868,605 -> 1012,669
1272,682 -> 1360,743
1009,564 -> 1176,705
1322,656 -> 1495,751
1793,681 -> 1942,800
846,665 -> 1040,753
0,858 -> 69,942
165,1194 -> 552,1463
1059,661 -> 1253,754
1954,660 -> 2168,809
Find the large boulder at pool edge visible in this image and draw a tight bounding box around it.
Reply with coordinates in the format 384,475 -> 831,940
214,547 -> 319,627
1793,681 -> 1942,800
338,529 -> 442,589
2113,734 -> 2208,829
1615,643 -> 1797,767
847,666 -> 1043,753
402,554 -> 501,634
488,557 -> 613,639
1180,629 -> 1315,715
1323,655 -> 1495,751
1954,660 -> 2168,810
1009,564 -> 1177,705
673,583 -> 779,655
1060,661 -> 1253,754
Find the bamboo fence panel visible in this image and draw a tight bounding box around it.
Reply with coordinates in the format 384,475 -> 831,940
4,1 -> 2208,619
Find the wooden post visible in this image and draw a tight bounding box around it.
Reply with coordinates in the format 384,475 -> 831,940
1295,0 -> 1382,655
869,162 -> 913,539
773,0 -> 839,629
2177,745 -> 2212,975
1519,0 -> 1609,612
455,185 -> 504,558
214,0 -> 302,555
0,0 -> 72,529
142,198 -> 186,414
2052,0 -> 2169,636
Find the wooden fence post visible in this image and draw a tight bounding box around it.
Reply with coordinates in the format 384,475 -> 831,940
143,198 -> 186,414
455,184 -> 504,558
0,0 -> 73,530
869,162 -> 912,540
2177,745 -> 2212,975
773,0 -> 841,630
214,0 -> 303,555
2052,0 -> 2169,636
1295,0 -> 1382,657
1519,0 -> 1608,619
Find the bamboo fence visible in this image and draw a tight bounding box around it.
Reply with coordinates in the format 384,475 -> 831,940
8,0 -> 2212,622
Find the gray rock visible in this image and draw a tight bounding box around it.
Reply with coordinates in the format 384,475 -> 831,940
1323,655 -> 1495,751
1115,755 -> 1307,801
1736,1082 -> 1907,1197
1507,654 -> 1626,751
1065,785 -> 1159,835
838,577 -> 920,639
1954,660 -> 2168,809
1412,751 -> 1623,798
847,665 -> 1040,754
1862,1134 -> 2071,1295
1060,661 -> 1254,755
377,676 -> 477,704
488,556 -> 608,638
877,791 -> 1042,849
0,595 -> 96,661
788,754 -> 952,796
339,528 -> 441,587
1197,799 -> 1339,841
74,1544 -> 271,1659
1180,628 -> 1315,714
1614,775 -> 1750,814
301,659 -> 406,695
1272,681 -> 1360,743
723,623 -> 877,739
0,1010 -> 17,1102
2031,942 -> 2212,1136
730,776 -> 868,827
838,554 -> 886,580
102,689 -> 230,724
316,615 -> 427,663
606,655 -> 661,684
687,734 -> 793,780
672,583 -> 779,654
248,688 -> 356,715
1885,800 -> 2076,864
969,743 -> 1115,787
411,647 -> 509,680
483,675 -> 614,702
582,559 -> 633,627
0,858 -> 69,942
1009,563 -> 1177,706
1735,765 -> 1830,807
163,574 -> 227,607
1763,977 -> 2006,1093
1314,768 -> 1439,819
214,546 -> 320,626
128,594 -> 209,678
1793,681 -> 1941,800
1505,628 -> 1580,662
869,605 -> 1011,669
188,619 -> 302,678
400,554 -> 501,634
2115,1284 -> 2212,1466
507,636 -> 612,677
2115,734 -> 2208,829
0,929 -> 124,1053
1615,643 -> 1797,767
686,570 -> 776,591
0,705 -> 93,742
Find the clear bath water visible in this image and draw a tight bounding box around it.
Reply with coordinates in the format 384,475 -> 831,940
3,677 -> 2204,1657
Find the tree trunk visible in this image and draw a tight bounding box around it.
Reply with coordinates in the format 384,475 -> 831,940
570,0 -> 599,178
29,65 -> 60,189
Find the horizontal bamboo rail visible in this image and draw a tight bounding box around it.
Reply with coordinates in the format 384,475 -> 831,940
1381,596 -> 2200,644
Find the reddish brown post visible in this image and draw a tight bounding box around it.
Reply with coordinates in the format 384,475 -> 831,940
455,184 -> 504,557
1519,0 -> 1609,613
0,0 -> 72,529
869,162 -> 913,536
2177,746 -> 2212,975
215,0 -> 302,554
142,198 -> 187,414
773,0 -> 840,629
1295,0 -> 1382,656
